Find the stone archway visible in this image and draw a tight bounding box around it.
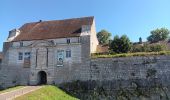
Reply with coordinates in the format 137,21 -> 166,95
38,71 -> 47,85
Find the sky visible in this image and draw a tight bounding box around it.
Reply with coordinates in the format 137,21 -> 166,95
0,0 -> 170,51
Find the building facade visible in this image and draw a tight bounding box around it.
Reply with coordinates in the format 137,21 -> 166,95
0,16 -> 98,87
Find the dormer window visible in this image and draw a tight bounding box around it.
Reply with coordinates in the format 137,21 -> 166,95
20,42 -> 23,47
67,39 -> 70,44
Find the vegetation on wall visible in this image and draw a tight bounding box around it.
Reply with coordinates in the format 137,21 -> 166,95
59,80 -> 170,100
131,43 -> 167,52
92,51 -> 170,58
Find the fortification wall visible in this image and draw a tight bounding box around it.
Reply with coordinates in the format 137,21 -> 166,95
59,55 -> 170,100
1,55 -> 170,91
89,56 -> 170,83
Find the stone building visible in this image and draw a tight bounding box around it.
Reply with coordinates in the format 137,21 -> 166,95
0,16 -> 98,87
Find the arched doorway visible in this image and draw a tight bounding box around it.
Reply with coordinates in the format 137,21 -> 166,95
38,71 -> 47,85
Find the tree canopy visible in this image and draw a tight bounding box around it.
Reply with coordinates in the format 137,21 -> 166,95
110,35 -> 131,53
97,30 -> 111,45
147,28 -> 170,43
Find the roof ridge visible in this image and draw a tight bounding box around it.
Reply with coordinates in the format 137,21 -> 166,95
24,16 -> 94,24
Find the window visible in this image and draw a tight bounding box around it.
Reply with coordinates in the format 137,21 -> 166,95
78,37 -> 81,43
66,50 -> 71,58
20,42 -> 23,47
67,39 -> 70,44
25,52 -> 31,59
18,52 -> 23,60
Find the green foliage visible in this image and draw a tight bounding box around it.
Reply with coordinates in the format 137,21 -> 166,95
131,43 -> 167,52
147,28 -> 170,43
97,30 -> 112,45
150,44 -> 167,52
110,35 -> 131,53
131,44 -> 149,52
91,51 -> 170,58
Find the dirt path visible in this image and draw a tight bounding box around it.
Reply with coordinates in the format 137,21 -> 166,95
0,86 -> 42,100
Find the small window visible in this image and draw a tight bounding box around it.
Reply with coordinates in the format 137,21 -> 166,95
78,37 -> 80,43
20,42 -> 23,47
66,50 -> 71,58
67,39 -> 70,44
18,52 -> 23,60
25,52 -> 31,59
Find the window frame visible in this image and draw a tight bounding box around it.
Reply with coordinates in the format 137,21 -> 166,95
66,38 -> 70,44
20,42 -> 23,47
66,50 -> 71,58
18,52 -> 23,60
25,52 -> 31,59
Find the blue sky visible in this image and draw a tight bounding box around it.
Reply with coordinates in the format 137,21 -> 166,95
0,0 -> 170,51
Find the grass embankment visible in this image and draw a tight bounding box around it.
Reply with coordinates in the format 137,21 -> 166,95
92,51 -> 170,58
0,86 -> 24,94
15,85 -> 79,100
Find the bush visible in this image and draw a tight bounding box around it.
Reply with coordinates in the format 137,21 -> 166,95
91,51 -> 170,58
131,44 -> 150,52
150,44 -> 166,52
131,43 -> 167,52
110,35 -> 131,53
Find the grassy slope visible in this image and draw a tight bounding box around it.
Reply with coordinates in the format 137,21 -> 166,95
0,86 -> 24,94
15,85 -> 79,100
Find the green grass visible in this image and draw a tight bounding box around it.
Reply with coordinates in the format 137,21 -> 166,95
15,85 -> 79,100
0,86 -> 24,94
92,51 -> 170,58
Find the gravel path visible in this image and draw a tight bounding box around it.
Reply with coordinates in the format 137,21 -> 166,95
0,86 -> 42,100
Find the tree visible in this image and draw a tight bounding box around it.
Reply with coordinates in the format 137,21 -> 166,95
97,30 -> 111,45
110,35 -> 131,53
147,28 -> 170,43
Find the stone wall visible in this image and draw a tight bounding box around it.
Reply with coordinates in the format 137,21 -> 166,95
2,54 -> 170,88
89,56 -> 170,86
56,55 -> 170,89
59,55 -> 170,100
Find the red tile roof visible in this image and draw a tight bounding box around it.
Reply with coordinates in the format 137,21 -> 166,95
13,16 -> 94,41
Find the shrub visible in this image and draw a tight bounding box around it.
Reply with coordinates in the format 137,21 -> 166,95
131,44 -> 150,52
110,35 -> 131,53
131,43 -> 167,53
150,44 -> 167,52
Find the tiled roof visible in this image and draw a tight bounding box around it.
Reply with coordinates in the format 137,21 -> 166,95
13,16 -> 94,41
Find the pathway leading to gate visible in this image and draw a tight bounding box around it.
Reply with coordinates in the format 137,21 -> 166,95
0,86 -> 43,100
